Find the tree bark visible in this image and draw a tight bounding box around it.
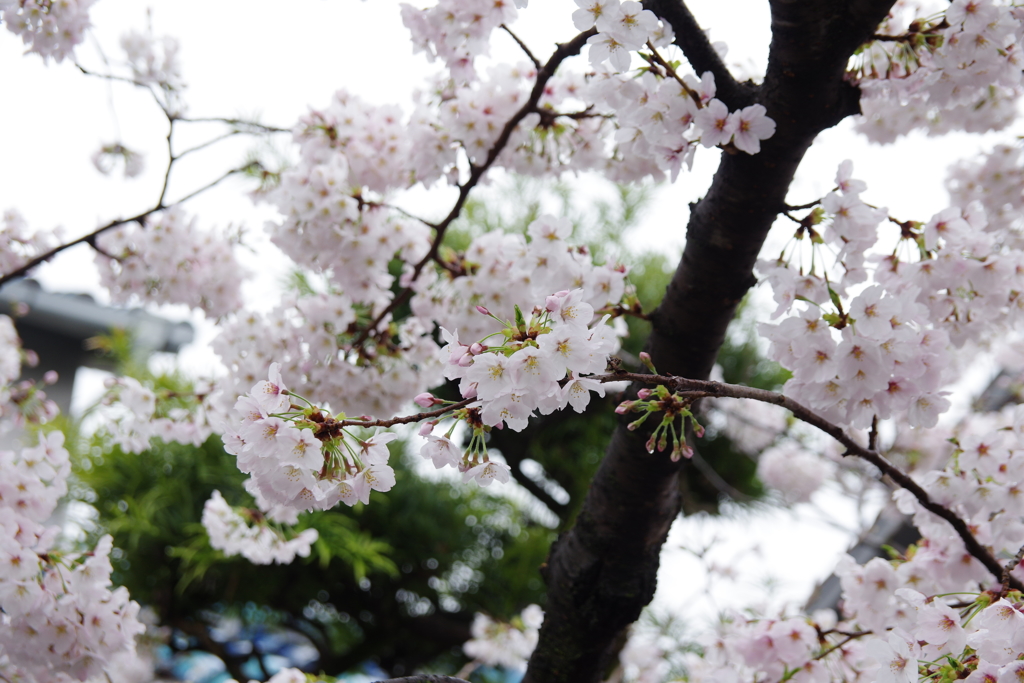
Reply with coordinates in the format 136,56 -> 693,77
523,2 -> 898,681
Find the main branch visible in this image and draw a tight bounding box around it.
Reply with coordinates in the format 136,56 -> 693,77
595,371 -> 1024,593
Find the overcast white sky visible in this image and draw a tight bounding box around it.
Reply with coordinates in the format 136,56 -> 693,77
2,0 -> 1020,626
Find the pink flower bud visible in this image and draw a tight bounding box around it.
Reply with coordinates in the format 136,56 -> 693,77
476,305 -> 490,315
461,383 -> 478,399
458,353 -> 475,367
545,295 -> 561,312
615,401 -> 634,414
637,388 -> 651,400
645,436 -> 656,453
638,352 -> 655,374
42,370 -> 58,385
414,393 -> 435,408
694,424 -> 705,438
419,421 -> 437,436
470,343 -> 485,355
671,443 -> 694,462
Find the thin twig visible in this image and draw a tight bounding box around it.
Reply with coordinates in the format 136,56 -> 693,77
75,63 -> 171,118
85,234 -> 123,261
158,119 -> 175,207
0,164 -> 254,288
175,116 -> 290,134
502,23 -> 541,69
175,129 -> 243,159
337,398 -> 474,429
593,370 -> 1024,592
784,198 -> 823,212
644,43 -> 703,107
815,631 -> 871,660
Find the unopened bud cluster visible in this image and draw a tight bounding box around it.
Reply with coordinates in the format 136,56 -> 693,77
616,382 -> 703,461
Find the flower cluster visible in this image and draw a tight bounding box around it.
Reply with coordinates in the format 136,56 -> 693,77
0,315 -> 20,388
855,0 -> 1024,142
0,432 -> 145,682
577,0 -> 665,72
412,215 -> 632,343
91,143 -> 145,179
947,143 -> 1024,234
401,0 -> 528,83
95,208 -> 246,318
222,363 -> 400,512
95,376 -> 212,454
586,66 -> 775,184
201,490 -> 319,565
755,442 -> 829,504
0,209 -> 62,279
0,0 -> 95,63
753,160 -> 1024,429
211,301 -> 445,425
463,604 -> 544,671
0,316 -> 60,430
441,289 -> 617,430
120,28 -> 184,92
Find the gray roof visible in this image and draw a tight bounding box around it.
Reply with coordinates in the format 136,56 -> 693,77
0,278 -> 194,352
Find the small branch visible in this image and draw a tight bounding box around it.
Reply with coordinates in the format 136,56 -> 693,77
175,129 -> 244,159
349,28 -> 595,349
357,197 -> 438,230
76,62 -> 156,92
502,23 -> 541,70
594,370 -> 1024,592
868,414 -> 878,452
0,164 -> 253,288
600,303 -> 651,321
643,44 -> 703,107
75,63 -> 171,118
337,398 -> 474,429
641,0 -> 753,109
85,234 -> 123,261
158,119 -> 176,208
784,198 -> 823,212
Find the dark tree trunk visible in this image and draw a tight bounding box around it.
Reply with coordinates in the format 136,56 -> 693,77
523,2 -> 898,681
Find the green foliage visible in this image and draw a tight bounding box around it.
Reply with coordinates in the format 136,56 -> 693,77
73,390 -> 550,674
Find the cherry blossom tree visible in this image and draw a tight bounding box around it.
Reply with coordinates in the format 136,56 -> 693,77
3,0 -> 1024,682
